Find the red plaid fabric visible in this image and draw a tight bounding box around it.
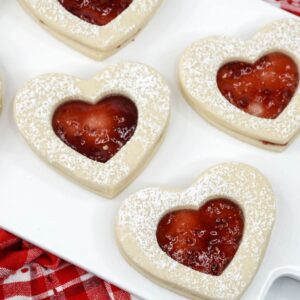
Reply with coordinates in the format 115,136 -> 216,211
0,230 -> 132,300
264,0 -> 300,16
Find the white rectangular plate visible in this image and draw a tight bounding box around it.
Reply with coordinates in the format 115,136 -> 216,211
0,0 -> 299,299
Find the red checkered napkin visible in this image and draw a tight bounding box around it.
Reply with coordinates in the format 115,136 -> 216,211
0,230 -> 132,300
264,0 -> 300,15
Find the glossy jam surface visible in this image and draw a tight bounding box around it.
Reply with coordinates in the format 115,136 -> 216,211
217,52 -> 299,119
156,199 -> 244,276
58,0 -> 133,26
52,95 -> 138,163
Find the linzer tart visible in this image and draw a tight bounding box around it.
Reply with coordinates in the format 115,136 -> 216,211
14,62 -> 170,198
117,162 -> 276,300
179,19 -> 300,151
18,0 -> 163,60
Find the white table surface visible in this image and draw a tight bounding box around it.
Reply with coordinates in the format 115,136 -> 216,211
1,0 -> 300,299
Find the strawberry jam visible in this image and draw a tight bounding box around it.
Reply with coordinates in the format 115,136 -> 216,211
156,199 -> 244,276
52,95 -> 138,163
217,52 -> 299,119
58,0 -> 133,26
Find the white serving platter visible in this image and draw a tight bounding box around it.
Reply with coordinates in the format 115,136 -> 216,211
0,0 -> 299,299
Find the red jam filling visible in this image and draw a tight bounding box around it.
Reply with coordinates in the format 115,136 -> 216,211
52,95 -> 138,163
261,140 -> 288,147
217,52 -> 299,119
156,199 -> 244,276
58,0 -> 133,26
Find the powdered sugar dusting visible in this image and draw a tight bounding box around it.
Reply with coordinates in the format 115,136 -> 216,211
14,62 -> 170,197
20,0 -> 162,51
117,162 -> 276,300
179,19 -> 300,144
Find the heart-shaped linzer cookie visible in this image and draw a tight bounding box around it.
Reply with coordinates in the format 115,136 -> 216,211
52,95 -> 138,163
179,19 -> 300,151
18,0 -> 163,60
14,62 -> 170,198
117,162 -> 276,300
156,198 -> 244,276
217,52 -> 299,119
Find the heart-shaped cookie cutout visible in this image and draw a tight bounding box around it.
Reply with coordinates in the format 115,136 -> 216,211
14,62 -> 170,198
58,0 -> 133,26
117,162 -> 276,300
217,52 -> 299,119
18,0 -> 163,60
179,19 -> 300,151
52,95 -> 138,163
156,198 -> 244,276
